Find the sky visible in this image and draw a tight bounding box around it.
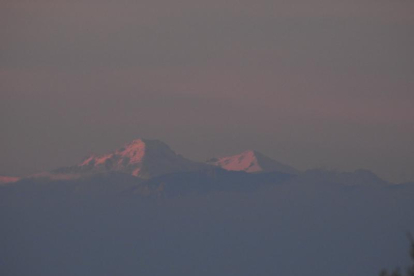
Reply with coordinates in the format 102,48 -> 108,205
1,0 -> 413,183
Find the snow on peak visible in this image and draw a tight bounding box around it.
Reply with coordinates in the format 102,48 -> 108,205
68,138 -> 208,178
115,139 -> 146,164
207,150 -> 298,174
207,150 -> 262,173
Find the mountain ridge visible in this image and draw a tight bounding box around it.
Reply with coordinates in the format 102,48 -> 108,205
2,138 -> 394,189
53,138 -> 210,179
207,149 -> 299,175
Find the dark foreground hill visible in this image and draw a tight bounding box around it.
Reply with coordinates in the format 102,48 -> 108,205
0,169 -> 413,276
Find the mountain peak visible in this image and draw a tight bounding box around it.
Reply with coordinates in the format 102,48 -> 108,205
207,150 -> 298,174
57,138 -> 209,178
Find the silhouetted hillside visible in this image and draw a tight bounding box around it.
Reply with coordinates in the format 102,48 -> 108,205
1,169 -> 413,276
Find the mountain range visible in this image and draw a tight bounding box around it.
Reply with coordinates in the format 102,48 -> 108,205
0,138 -> 393,189
1,138 -> 413,276
0,138 -> 397,196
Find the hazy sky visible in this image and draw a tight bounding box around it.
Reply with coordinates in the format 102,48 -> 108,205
1,0 -> 413,182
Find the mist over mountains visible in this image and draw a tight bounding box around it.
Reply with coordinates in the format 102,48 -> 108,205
1,138 -> 413,276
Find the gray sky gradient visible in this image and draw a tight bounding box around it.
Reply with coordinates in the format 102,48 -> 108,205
1,0 -> 413,182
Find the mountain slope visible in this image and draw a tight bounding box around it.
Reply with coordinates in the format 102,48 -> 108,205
207,150 -> 298,174
288,169 -> 390,187
54,139 -> 210,178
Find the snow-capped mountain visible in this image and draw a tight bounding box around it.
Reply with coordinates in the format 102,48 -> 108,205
54,139 -> 210,178
206,150 -> 298,174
